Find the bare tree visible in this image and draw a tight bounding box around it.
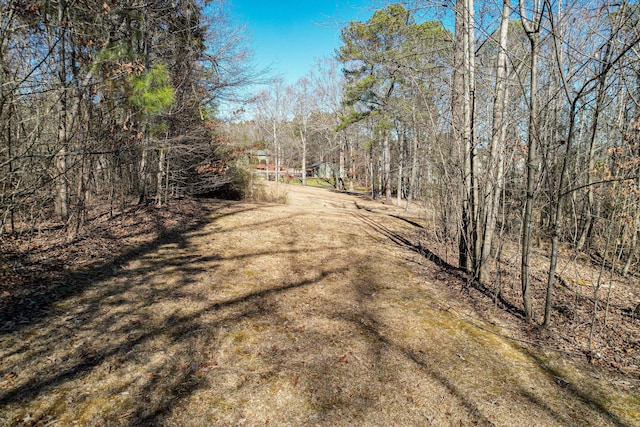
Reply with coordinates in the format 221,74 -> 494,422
255,80 -> 289,183
519,0 -> 544,321
478,0 -> 510,283
452,0 -> 477,273
290,78 -> 314,185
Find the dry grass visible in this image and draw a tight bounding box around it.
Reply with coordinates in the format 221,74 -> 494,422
1,182 -> 638,426
250,179 -> 289,204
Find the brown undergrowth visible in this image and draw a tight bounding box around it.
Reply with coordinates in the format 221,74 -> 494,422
410,229 -> 640,377
0,198 -> 207,328
0,183 -> 638,426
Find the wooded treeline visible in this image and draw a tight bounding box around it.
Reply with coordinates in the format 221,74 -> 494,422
0,0 -> 252,237
230,1 -> 640,326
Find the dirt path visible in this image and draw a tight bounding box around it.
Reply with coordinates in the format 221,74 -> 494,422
0,183 -> 637,426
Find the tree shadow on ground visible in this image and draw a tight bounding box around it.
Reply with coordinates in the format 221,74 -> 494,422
1,194 -> 634,426
352,208 -> 633,426
0,201 -> 350,426
354,210 -> 525,319
0,202 -> 261,329
525,352 -> 631,427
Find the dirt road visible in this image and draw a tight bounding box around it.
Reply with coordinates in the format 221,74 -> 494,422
0,182 -> 636,426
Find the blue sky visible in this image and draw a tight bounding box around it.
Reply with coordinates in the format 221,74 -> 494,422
229,0 -> 379,86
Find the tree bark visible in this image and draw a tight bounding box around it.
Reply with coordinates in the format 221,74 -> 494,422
520,0 -> 543,321
453,0 -> 467,270
301,133 -> 306,186
348,135 -> 355,192
137,129 -> 149,204
273,120 -> 280,183
338,134 -> 346,190
55,0 -> 69,221
454,0 -> 476,273
406,115 -> 419,212
576,41 -> 611,251
156,145 -> 166,207
383,131 -> 391,203
466,0 -> 479,276
478,0 -> 510,283
397,125 -> 404,206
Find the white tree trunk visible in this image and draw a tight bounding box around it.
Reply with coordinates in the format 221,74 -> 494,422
478,0 -> 510,282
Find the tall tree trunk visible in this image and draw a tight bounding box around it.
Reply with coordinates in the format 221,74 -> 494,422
273,120 -> 280,183
55,0 -> 69,221
454,0 -> 476,273
520,0 -> 543,321
156,144 -> 166,207
369,136 -> 375,199
406,119 -> 419,212
453,0 -> 467,270
301,132 -> 306,186
467,0 -> 479,276
576,41 -> 612,251
348,135 -> 355,192
623,211 -> 640,276
478,0 -> 510,283
383,131 -> 391,203
544,100 -> 577,327
338,135 -> 346,190
397,126 -> 404,207
55,134 -> 69,219
137,130 -> 149,205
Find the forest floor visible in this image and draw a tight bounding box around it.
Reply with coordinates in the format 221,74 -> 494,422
1,181 -> 639,426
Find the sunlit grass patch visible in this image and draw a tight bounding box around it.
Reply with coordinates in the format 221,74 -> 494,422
536,352 -> 640,425
249,181 -> 288,204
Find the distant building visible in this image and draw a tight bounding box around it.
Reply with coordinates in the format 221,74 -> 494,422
255,163 -> 286,173
254,150 -> 270,164
308,162 -> 336,179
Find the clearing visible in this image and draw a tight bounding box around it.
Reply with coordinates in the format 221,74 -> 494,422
0,182 -> 638,426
